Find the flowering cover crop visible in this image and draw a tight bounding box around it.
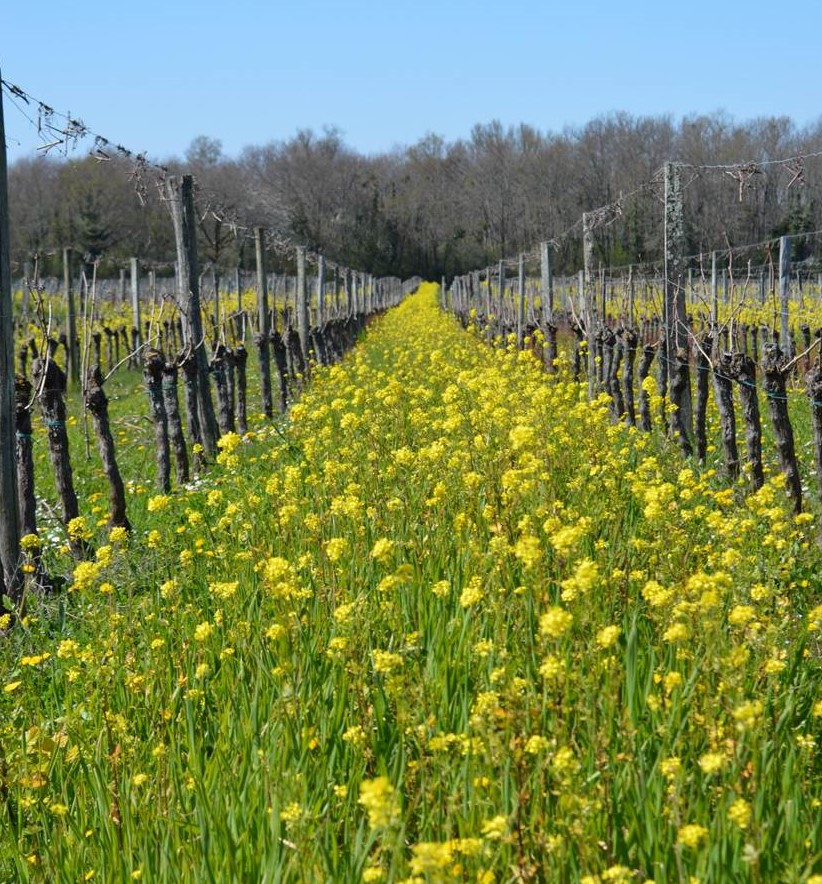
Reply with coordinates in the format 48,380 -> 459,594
1,283 -> 822,882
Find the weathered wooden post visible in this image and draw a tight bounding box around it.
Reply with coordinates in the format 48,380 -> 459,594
622,328 -> 638,426
497,260 -> 505,342
694,332 -> 711,462
762,344 -> 801,513
234,344 -> 248,434
162,360 -> 189,485
296,246 -> 309,363
711,251 -> 718,327
212,262 -> 220,333
713,350 -> 739,480
164,174 -> 220,456
664,161 -> 692,439
516,253 -> 525,349
85,366 -> 130,529
130,257 -> 141,354
144,350 -> 170,493
599,265 -> 607,322
0,75 -> 22,600
32,356 -> 89,559
254,228 -> 273,419
583,212 -> 597,400
210,343 -> 234,434
779,235 -> 792,357
540,241 -> 553,324
317,254 -> 326,327
637,343 -> 656,432
64,248 -> 80,386
15,376 -> 36,540
728,354 -> 764,492
178,346 -> 204,472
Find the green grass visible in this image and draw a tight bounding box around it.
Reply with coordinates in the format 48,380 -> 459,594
0,283 -> 821,882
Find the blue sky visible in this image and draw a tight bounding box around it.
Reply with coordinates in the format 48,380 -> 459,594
3,0 -> 821,165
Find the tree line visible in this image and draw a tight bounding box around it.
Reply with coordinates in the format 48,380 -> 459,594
7,111 -> 822,282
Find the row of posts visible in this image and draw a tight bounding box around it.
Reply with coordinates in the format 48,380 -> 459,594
37,244 -> 390,388
446,165 -> 799,383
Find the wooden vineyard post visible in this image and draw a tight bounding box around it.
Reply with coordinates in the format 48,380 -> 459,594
637,342 -> 656,432
163,174 -> 220,457
664,162 -> 692,439
516,254 -> 525,349
271,329 -> 289,413
212,263 -> 220,334
131,257 -> 141,355
85,366 -> 130,529
0,73 -> 22,600
254,228 -> 273,419
15,376 -> 51,590
297,247 -> 309,364
779,236 -> 792,357
762,344 -> 802,514
582,212 -> 597,401
711,251 -> 718,327
498,260 -> 505,343
32,357 -> 89,559
64,247 -> 80,386
712,350 -> 740,480
694,333 -> 711,463
599,265 -> 607,322
606,328 -> 625,418
541,241 -> 557,372
317,254 -> 325,327
234,344 -> 248,434
210,344 -> 234,434
144,350 -> 170,493
670,349 -> 693,457
484,266 -> 491,334
162,360 -> 189,485
728,354 -> 764,492
14,377 -> 36,540
622,328 -> 638,426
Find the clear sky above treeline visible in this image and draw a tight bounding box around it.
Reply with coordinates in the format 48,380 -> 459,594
3,0 -> 820,165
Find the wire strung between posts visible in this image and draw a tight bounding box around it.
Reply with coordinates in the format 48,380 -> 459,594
1,76 -> 169,173
2,75 -> 382,284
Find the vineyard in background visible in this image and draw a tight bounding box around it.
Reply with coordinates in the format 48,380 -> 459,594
2,75 -> 822,882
